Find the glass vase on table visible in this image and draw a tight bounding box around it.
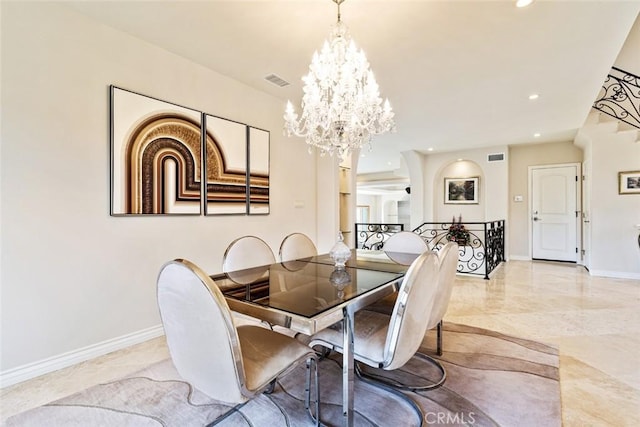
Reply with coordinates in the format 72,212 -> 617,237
329,231 -> 352,268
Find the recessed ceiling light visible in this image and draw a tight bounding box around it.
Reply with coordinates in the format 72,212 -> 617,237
516,0 -> 534,8
457,158 -> 463,162
528,94 -> 539,100
387,162 -> 392,165
427,147 -> 434,152
534,133 -> 541,138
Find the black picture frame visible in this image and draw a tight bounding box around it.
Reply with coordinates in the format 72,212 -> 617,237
110,85 -> 203,216
444,177 -> 479,204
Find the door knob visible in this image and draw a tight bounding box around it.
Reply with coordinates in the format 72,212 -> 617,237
533,217 -> 540,221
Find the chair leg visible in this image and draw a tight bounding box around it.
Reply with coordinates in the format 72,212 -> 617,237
355,366 -> 425,427
208,401 -> 249,426
264,379 -> 277,394
355,352 -> 446,391
305,358 -> 320,426
311,344 -> 332,360
353,323 -> 447,391
261,320 -> 275,330
437,320 -> 443,356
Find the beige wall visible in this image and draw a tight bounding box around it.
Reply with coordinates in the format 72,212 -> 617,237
422,145 -> 509,225
578,125 -> 640,278
1,2 -> 317,375
615,13 -> 640,74
508,142 -> 583,258
436,160 -> 485,222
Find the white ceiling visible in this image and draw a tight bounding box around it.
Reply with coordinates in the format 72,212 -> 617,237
66,0 -> 639,174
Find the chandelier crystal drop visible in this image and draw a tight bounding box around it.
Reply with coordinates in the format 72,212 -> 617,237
283,0 -> 395,161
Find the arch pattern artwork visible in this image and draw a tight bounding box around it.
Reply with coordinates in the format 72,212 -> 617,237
110,86 -> 270,216
126,115 -> 202,214
247,126 -> 270,214
203,115 -> 249,215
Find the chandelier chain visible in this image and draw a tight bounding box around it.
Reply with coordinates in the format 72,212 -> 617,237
334,0 -> 344,23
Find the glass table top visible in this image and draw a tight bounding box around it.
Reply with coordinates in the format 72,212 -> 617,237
212,260 -> 404,319
307,249 -> 419,273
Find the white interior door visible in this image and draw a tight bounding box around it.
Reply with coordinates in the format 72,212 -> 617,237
582,160 -> 591,269
531,165 -> 578,262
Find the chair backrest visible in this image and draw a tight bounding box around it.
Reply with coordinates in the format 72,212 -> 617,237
383,231 -> 429,257
427,242 -> 459,329
157,259 -> 248,404
382,250 -> 441,370
279,232 -> 317,262
223,235 -> 275,273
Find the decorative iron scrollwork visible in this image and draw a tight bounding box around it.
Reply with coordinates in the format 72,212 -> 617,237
355,223 -> 404,250
355,220 -> 505,279
593,67 -> 640,129
414,220 -> 505,279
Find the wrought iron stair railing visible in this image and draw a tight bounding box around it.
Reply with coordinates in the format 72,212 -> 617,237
355,223 -> 404,250
593,66 -> 640,130
413,220 -> 505,279
354,220 -> 505,280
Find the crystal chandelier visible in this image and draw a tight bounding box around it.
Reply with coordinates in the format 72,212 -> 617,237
283,0 -> 395,161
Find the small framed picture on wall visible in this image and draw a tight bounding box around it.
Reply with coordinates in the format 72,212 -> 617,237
445,177 -> 479,204
618,170 -> 640,195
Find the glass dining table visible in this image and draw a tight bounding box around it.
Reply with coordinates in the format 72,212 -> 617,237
210,249 -> 418,426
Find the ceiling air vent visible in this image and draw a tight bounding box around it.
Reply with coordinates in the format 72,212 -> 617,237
487,153 -> 505,162
264,74 -> 290,87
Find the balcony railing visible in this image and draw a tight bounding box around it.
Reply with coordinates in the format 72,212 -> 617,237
593,66 -> 640,129
355,223 -> 404,250
413,220 -> 505,279
355,220 -> 505,279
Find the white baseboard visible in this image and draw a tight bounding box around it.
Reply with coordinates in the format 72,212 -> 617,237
588,270 -> 640,280
508,255 -> 532,261
0,324 -> 164,389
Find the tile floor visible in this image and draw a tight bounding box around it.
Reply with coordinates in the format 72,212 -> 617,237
1,260 -> 639,425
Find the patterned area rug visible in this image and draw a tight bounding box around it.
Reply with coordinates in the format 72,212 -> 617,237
5,323 -> 561,426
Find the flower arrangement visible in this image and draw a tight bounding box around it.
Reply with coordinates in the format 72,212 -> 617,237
447,215 -> 470,246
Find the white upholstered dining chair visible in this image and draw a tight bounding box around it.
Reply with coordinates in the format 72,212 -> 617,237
364,230 -> 430,314
222,235 -> 297,332
279,232 -> 317,262
308,251 -> 440,422
157,259 -> 319,424
222,235 -> 275,276
361,241 -> 459,390
428,242 -> 459,356
382,231 -> 429,256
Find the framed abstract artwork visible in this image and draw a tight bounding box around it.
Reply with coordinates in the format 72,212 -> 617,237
110,86 -> 203,215
618,170 -> 640,195
110,85 -> 270,216
445,177 -> 479,204
204,114 -> 249,215
248,127 -> 270,214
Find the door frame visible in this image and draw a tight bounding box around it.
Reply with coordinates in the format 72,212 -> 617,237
527,162 -> 582,263
581,159 -> 591,270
